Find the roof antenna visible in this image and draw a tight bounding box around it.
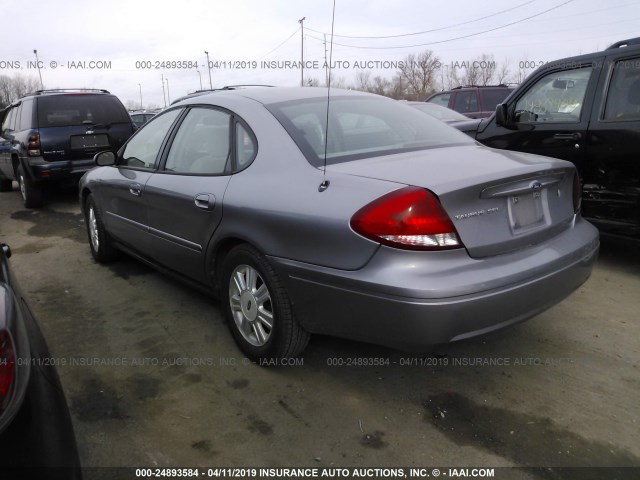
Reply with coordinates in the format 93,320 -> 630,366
318,0 -> 336,193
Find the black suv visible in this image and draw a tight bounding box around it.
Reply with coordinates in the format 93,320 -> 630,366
425,85 -> 515,119
466,37 -> 640,238
0,89 -> 135,207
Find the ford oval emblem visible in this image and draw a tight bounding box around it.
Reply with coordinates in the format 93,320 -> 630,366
531,181 -> 543,190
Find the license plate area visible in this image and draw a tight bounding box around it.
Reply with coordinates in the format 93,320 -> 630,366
70,134 -> 109,149
508,190 -> 546,232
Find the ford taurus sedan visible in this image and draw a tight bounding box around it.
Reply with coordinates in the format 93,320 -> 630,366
79,87 -> 599,361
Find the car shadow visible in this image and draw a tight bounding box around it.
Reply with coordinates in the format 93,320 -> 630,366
597,233 -> 640,275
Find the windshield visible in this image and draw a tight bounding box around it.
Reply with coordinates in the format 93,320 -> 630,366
267,96 -> 474,166
37,94 -> 131,127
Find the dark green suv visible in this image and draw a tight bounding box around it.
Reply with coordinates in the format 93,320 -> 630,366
0,89 -> 135,207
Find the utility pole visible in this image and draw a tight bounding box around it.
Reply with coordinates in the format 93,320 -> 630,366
204,51 -> 213,89
138,83 -> 143,109
165,78 -> 170,104
161,74 -> 167,107
33,49 -> 44,89
298,17 -> 305,87
197,70 -> 203,90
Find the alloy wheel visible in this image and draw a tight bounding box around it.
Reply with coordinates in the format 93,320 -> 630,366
228,264 -> 274,347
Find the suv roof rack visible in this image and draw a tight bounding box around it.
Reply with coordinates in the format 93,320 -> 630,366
451,84 -> 510,89
606,37 -> 640,50
30,88 -> 111,95
220,84 -> 274,89
191,85 -> 274,94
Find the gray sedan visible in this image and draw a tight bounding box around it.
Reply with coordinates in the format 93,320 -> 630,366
79,87 -> 599,361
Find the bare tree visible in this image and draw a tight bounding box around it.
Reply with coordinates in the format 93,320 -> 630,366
388,75 -> 407,100
354,70 -> 372,91
477,54 -> 497,86
497,58 -> 511,84
322,75 -> 348,89
367,76 -> 391,96
0,74 -> 40,108
511,55 -> 530,84
11,74 -> 40,98
0,76 -> 12,108
397,50 -> 441,100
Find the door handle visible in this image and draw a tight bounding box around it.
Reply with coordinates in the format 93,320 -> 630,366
194,193 -> 215,210
129,183 -> 142,196
553,132 -> 582,141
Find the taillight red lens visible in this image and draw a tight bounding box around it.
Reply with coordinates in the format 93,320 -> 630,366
350,187 -> 463,250
27,134 -> 41,156
0,330 -> 15,409
573,172 -> 582,214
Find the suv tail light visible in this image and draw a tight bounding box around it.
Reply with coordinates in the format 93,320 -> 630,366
573,172 -> 582,214
0,330 -> 15,412
350,187 -> 463,250
27,134 -> 41,156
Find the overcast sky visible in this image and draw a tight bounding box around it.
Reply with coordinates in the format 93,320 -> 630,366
2,0 -> 639,107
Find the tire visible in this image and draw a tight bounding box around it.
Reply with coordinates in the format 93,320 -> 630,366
17,165 -> 43,208
221,244 -> 310,362
0,178 -> 12,192
85,194 -> 117,263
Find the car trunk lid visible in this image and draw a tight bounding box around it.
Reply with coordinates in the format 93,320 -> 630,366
328,144 -> 578,258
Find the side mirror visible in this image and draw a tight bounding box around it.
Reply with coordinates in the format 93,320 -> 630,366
495,103 -> 511,128
94,150 -> 116,166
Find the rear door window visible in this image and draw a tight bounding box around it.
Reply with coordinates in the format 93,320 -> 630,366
165,108 -> 231,175
2,107 -> 17,133
603,57 -> 640,121
482,89 -> 512,110
452,91 -> 479,113
18,99 -> 33,130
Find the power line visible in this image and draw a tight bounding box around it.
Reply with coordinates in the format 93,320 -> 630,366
305,0 -> 574,50
258,27 -> 300,59
306,0 -> 537,39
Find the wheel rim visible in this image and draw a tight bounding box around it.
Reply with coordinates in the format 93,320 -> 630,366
229,264 -> 273,347
88,206 -> 100,252
19,175 -> 26,201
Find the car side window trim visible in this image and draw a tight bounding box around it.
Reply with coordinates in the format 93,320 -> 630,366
155,104 -> 258,177
116,107 -> 185,172
599,54 -> 640,122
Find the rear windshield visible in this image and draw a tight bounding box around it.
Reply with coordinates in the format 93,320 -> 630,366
37,94 -> 131,127
267,96 -> 473,166
483,89 -> 513,110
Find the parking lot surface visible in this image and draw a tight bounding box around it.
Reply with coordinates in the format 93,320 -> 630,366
0,185 -> 638,479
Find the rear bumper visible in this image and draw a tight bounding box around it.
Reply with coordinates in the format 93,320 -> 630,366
25,157 -> 95,182
272,217 -> 599,351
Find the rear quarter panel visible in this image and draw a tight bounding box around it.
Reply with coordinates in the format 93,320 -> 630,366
198,95 -> 402,270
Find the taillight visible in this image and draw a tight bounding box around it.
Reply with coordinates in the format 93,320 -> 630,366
0,330 -> 15,411
27,134 -> 41,156
573,172 -> 582,214
350,187 -> 463,250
